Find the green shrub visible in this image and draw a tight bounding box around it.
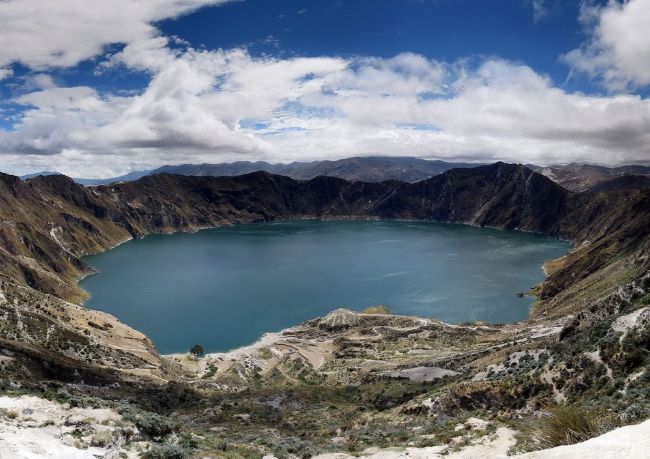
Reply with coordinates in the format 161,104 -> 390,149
202,363 -> 218,379
637,293 -> 650,305
143,442 -> 188,459
623,403 -> 648,423
121,409 -> 174,438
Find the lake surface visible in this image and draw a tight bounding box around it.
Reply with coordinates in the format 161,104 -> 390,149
80,220 -> 569,354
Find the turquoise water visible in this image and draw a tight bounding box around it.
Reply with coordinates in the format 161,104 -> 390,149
80,220 -> 569,354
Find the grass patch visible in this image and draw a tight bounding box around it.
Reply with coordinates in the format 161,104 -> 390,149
512,405 -> 621,453
361,305 -> 392,315
202,362 -> 218,379
256,347 -> 273,360
538,406 -> 600,447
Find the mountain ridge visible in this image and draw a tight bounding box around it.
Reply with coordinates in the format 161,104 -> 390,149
19,157 -> 650,191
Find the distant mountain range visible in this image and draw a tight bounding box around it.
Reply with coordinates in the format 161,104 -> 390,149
532,163 -> 650,192
19,157 -> 481,185
153,157 -> 482,183
21,169 -> 152,186
19,156 -> 650,191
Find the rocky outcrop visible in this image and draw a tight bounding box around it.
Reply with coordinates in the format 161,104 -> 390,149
318,309 -> 361,331
536,163 -> 650,192
0,276 -> 167,382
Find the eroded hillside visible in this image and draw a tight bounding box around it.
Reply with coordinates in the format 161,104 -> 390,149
0,162 -> 648,457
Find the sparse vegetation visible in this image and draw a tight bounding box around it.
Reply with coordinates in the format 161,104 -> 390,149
256,346 -> 273,360
0,408 -> 19,419
90,431 -> 113,447
121,407 -> 174,438
202,362 -> 218,378
143,442 -> 189,459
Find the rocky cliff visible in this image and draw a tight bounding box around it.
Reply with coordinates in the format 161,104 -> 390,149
3,163 -> 647,310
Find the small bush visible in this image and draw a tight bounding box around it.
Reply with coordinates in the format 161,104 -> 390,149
637,293 -> 650,306
623,403 -> 648,423
143,442 -> 188,459
90,431 -> 113,447
0,409 -> 19,420
121,409 -> 173,438
202,362 -> 218,379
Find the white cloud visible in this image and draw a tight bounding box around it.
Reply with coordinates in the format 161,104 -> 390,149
20,74 -> 57,91
1,0 -> 649,177
3,45 -> 650,177
0,0 -> 230,71
0,67 -> 13,80
530,0 -> 548,23
563,0 -> 650,90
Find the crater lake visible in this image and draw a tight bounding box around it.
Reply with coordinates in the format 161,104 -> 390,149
79,220 -> 569,353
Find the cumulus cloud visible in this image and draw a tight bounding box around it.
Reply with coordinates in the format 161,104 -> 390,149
563,0 -> 650,90
3,45 -> 650,177
0,0 -> 230,70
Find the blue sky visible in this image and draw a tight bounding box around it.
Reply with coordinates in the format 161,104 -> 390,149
159,0 -> 586,87
0,0 -> 648,177
3,1 -> 591,96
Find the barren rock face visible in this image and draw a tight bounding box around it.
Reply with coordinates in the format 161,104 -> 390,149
318,309 -> 361,331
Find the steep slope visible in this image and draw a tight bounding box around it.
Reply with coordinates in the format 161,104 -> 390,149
588,175 -> 650,193
0,173 -> 132,300
0,276 -> 167,382
374,163 -> 570,233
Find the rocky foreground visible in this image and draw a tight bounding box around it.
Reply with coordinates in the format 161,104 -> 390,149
2,392 -> 648,459
0,162 -> 648,457
1,284 -> 649,457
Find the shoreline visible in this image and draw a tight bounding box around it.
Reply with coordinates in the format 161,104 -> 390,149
74,218 -> 570,357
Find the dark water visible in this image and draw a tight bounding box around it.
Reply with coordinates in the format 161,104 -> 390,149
80,220 -> 569,354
